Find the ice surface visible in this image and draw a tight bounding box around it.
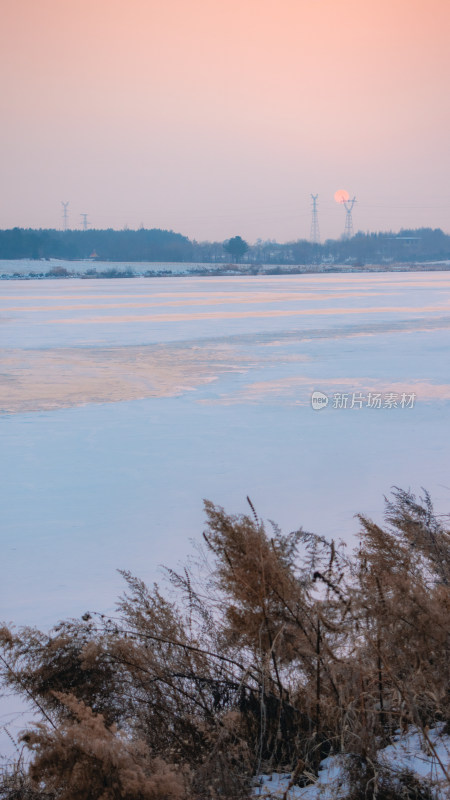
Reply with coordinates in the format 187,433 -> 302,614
1,271 -> 450,761
1,273 -> 450,628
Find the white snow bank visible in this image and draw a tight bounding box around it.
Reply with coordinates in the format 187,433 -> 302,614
253,756 -> 348,800
379,724 -> 449,796
253,725 -> 450,799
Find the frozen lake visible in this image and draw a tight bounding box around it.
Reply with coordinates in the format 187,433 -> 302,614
1,272 -> 450,629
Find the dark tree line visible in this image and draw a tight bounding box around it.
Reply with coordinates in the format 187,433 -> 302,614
0,226 -> 450,265
0,228 -> 194,263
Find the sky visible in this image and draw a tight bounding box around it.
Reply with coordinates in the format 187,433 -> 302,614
1,0 -> 449,242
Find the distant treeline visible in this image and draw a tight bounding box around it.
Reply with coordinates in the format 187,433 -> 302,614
1,225 -> 450,264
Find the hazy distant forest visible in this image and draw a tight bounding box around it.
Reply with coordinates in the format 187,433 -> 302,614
1,226 -> 450,265
1,489 -> 449,800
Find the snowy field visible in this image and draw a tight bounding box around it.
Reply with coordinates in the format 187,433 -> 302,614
1,272 -> 450,632
0,258 -> 202,275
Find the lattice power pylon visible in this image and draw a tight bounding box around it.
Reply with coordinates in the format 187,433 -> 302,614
310,194 -> 320,244
61,201 -> 69,231
80,213 -> 90,231
343,197 -> 356,239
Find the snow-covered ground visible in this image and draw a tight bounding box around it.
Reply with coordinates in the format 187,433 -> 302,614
2,258 -> 450,277
0,258 -> 200,275
254,725 -> 450,799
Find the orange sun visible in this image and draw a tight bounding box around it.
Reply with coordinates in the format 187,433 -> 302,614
334,189 -> 350,204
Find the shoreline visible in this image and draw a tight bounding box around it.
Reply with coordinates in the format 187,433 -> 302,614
2,259 -> 450,280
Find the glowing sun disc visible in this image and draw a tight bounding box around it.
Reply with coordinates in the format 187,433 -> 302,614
334,189 -> 350,204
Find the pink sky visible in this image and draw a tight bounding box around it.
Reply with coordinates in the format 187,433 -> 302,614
1,0 -> 449,241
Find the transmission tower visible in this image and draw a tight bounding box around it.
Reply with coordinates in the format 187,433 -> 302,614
310,194 -> 320,244
80,213 -> 90,231
343,197 -> 356,239
61,201 -> 69,231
